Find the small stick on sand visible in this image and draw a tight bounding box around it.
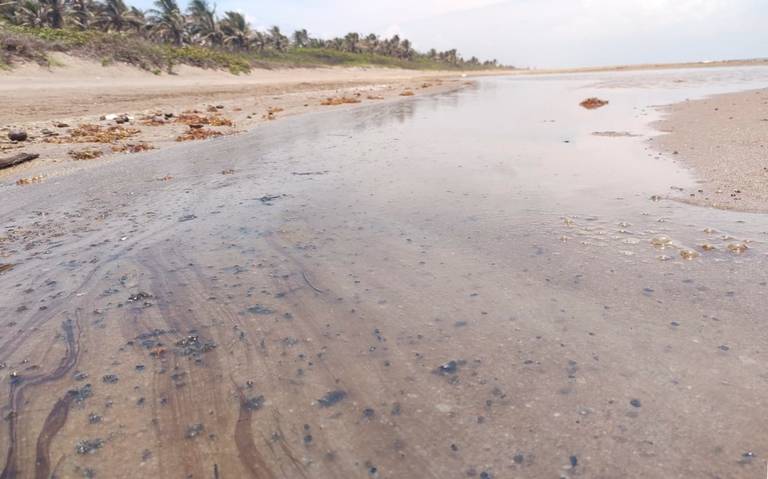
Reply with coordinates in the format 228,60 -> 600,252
302,271 -> 325,294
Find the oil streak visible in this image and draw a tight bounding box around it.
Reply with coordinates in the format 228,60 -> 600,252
234,388 -> 274,479
0,318 -> 81,479
34,395 -> 74,479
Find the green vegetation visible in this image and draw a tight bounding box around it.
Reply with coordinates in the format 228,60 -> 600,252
0,0 -> 506,73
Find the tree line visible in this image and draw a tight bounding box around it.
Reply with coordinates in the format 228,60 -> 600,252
0,0 -> 501,67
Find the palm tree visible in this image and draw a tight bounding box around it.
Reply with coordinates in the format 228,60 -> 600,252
0,0 -> 18,22
248,30 -> 266,53
128,6 -> 146,32
443,49 -> 458,64
68,0 -> 97,30
386,34 -> 400,56
362,33 -> 378,54
41,0 -> 65,28
219,11 -> 249,50
13,0 -> 50,27
342,32 -> 360,53
95,0 -> 141,32
148,0 -> 186,45
400,39 -> 413,60
95,0 -> 124,32
12,0 -> 64,28
267,25 -> 287,52
291,28 -> 308,48
307,36 -> 324,48
326,37 -> 342,51
187,0 -> 221,46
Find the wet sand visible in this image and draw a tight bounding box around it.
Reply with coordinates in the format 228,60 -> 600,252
1,68 -> 768,478
651,88 -> 768,213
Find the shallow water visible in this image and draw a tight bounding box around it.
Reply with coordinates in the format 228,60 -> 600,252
1,67 -> 768,478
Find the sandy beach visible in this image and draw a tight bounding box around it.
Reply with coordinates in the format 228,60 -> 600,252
651,87 -> 768,213
2,0 -> 767,474
1,61 -> 768,479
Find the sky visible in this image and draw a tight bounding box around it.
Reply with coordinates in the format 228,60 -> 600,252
132,0 -> 768,68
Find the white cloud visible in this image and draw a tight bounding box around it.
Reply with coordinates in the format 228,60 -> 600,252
395,0 -> 768,67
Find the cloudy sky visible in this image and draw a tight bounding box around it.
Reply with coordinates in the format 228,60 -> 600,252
133,0 -> 768,68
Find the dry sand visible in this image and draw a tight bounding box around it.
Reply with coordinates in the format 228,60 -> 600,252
651,88 -> 768,213
0,53 -> 491,179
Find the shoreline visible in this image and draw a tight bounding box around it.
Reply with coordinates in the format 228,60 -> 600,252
4,54 -> 768,215
518,58 -> 768,75
650,87 -> 768,214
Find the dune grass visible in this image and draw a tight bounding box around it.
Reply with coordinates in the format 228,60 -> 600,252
0,24 -> 482,74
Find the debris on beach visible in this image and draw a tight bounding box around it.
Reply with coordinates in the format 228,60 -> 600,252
592,131 -> 639,137
580,97 -> 609,109
727,243 -> 749,254
68,383 -> 93,403
0,152 -> 39,169
318,390 -> 347,407
185,423 -> 205,439
366,95 -> 384,100
202,115 -> 233,126
46,124 -> 140,144
435,360 -> 461,375
400,90 -> 415,96
8,130 -> 28,142
75,438 -> 104,455
101,113 -> 132,123
140,115 -> 168,126
246,304 -> 274,315
320,96 -> 361,106
112,142 -> 155,154
128,292 -> 153,303
69,148 -> 103,160
174,335 -> 216,357
263,107 -> 284,120
650,235 -> 672,247
242,395 -> 265,411
176,127 -> 223,142
15,175 -> 45,186
680,249 -> 699,260
175,111 -> 233,127
257,194 -> 285,204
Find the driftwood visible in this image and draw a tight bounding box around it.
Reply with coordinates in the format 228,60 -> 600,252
0,153 -> 39,169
